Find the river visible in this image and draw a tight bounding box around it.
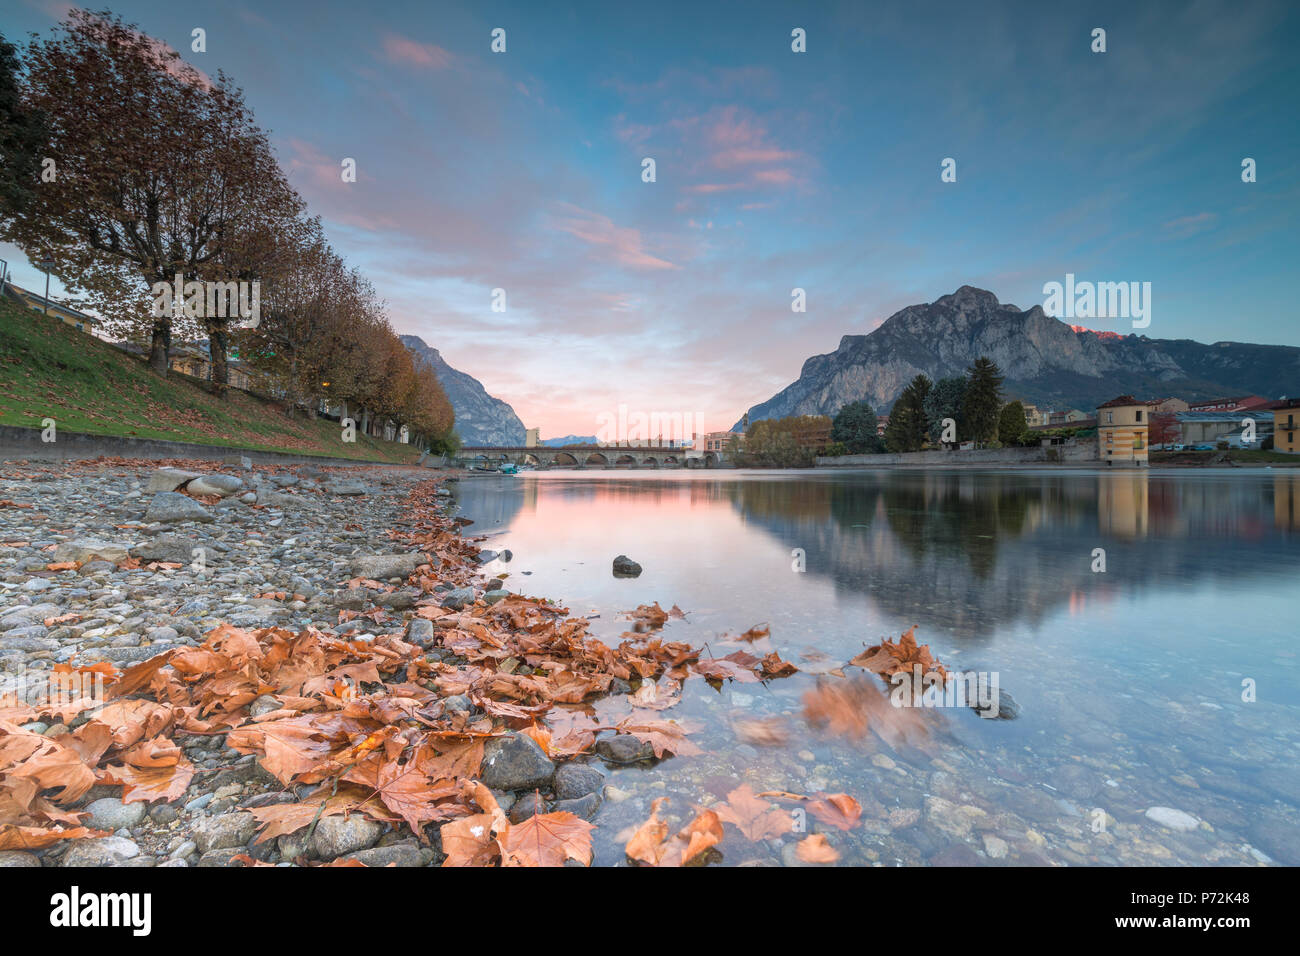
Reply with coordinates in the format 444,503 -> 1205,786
453,468 -> 1300,866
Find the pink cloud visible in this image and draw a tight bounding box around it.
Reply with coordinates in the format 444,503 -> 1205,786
381,33 -> 453,69
551,204 -> 677,271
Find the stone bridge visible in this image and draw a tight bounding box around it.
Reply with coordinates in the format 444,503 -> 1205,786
456,445 -> 726,469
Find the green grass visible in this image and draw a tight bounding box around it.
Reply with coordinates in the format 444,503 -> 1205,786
0,301 -> 420,463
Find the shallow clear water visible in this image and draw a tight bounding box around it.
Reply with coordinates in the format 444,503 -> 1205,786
455,468 -> 1300,866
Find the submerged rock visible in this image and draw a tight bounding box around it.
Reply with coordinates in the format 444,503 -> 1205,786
612,555 -> 642,577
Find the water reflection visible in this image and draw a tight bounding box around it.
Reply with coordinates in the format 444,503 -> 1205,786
452,469 -> 1300,866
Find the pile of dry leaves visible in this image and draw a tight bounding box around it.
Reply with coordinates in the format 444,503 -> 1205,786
3,478 -> 851,867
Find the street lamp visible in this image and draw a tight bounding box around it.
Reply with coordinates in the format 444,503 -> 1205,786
38,258 -> 55,315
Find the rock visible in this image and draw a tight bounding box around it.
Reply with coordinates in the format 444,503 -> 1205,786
407,619 -> 435,647
248,694 -> 281,718
130,534 -> 196,565
594,734 -> 656,764
508,792 -> 549,823
376,588 -> 419,609
982,834 -> 1009,859
483,589 -> 509,605
62,836 -> 141,866
197,848 -> 244,867
553,792 -> 602,821
1144,806 -> 1200,832
52,537 -> 130,564
341,844 -> 423,867
928,844 -> 983,866
145,468 -> 202,493
1249,813 -> 1300,865
195,811 -> 258,853
0,851 -> 40,867
324,480 -> 367,496
85,797 -> 147,831
553,762 -> 605,801
312,814 -> 384,860
481,733 -> 556,791
441,587 -> 475,610
971,688 -> 1020,719
612,555 -> 642,577
187,474 -> 244,497
144,492 -> 214,524
350,554 -> 422,580
222,454 -> 253,471
149,804 -> 180,825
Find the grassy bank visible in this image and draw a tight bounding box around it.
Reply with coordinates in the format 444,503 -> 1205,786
0,300 -> 420,463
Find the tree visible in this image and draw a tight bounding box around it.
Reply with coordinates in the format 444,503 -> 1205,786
883,375 -> 931,452
962,357 -> 1005,446
998,401 -> 1029,446
831,400 -> 881,454
0,34 -> 46,225
924,376 -> 966,444
1149,411 -> 1180,448
3,10 -> 288,374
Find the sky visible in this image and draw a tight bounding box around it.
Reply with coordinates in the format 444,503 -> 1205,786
3,0 -> 1299,438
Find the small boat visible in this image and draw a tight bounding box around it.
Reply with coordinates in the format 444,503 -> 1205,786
499,463 -> 519,475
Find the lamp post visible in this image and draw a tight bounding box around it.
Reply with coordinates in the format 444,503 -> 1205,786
38,258 -> 55,315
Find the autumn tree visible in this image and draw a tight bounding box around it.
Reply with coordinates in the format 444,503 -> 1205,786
2,10 -> 287,374
0,34 -> 46,225
961,357 -> 1005,446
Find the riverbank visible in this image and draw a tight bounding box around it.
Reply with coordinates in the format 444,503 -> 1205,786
0,304 -> 423,464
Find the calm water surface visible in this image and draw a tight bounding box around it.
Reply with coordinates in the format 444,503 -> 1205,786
455,468 -> 1300,866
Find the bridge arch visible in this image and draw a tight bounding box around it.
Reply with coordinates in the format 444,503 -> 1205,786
615,454 -> 636,467
584,452 -> 609,467
641,457 -> 659,468
551,452 -> 578,466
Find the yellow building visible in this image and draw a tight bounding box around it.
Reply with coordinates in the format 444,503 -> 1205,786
2,279 -> 99,333
1273,399 -> 1300,455
1097,395 -> 1150,467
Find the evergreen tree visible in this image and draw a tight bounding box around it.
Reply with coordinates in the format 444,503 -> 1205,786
998,400 -> 1029,446
962,357 -> 1005,445
831,400 -> 881,454
925,376 -> 967,444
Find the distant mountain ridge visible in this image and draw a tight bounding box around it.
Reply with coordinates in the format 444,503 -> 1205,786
737,286 -> 1300,427
542,435 -> 598,446
400,335 -> 525,446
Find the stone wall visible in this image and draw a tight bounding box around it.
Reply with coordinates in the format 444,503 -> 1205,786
816,442 -> 1098,468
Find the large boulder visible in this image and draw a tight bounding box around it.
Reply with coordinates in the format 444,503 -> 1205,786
145,468 -> 201,493
187,474 -> 244,497
350,554 -> 423,580
130,534 -> 197,565
52,537 -> 130,564
144,492 -> 213,524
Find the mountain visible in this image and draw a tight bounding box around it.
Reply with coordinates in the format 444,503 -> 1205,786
541,435 -> 598,446
737,286 -> 1300,426
400,335 -> 526,446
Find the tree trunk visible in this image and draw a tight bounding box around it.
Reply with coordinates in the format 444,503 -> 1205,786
148,320 -> 170,375
207,324 -> 229,395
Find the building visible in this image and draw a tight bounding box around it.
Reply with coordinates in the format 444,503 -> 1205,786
699,430 -> 741,453
1173,411 -> 1273,448
524,428 -> 540,448
1187,395 -> 1270,413
1149,397 -> 1189,413
1096,396 -> 1150,466
1272,399 -> 1300,455
167,341 -> 254,390
875,415 -> 889,436
2,279 -> 99,334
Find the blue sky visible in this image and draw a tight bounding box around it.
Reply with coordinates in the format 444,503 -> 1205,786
3,0 -> 1298,435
